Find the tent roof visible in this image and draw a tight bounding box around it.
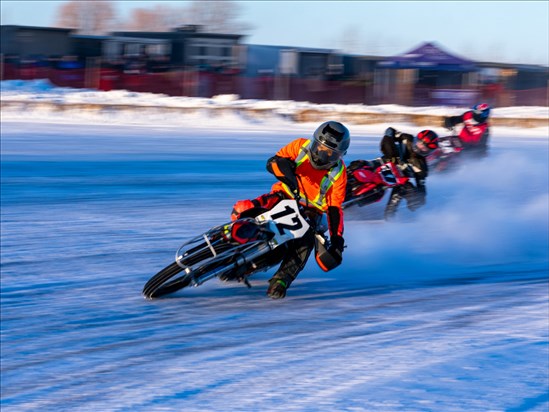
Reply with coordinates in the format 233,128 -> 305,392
378,41 -> 477,71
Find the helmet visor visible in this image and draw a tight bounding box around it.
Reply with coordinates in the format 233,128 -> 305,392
310,140 -> 343,169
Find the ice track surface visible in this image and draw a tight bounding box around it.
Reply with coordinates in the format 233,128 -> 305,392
1,119 -> 548,411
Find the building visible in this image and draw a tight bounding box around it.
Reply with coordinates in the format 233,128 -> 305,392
1,24 -> 547,106
1,25 -> 74,58
112,25 -> 244,70
476,61 -> 549,106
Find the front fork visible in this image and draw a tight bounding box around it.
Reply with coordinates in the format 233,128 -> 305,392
189,241 -> 272,287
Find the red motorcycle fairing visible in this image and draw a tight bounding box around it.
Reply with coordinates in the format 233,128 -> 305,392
344,162 -> 409,209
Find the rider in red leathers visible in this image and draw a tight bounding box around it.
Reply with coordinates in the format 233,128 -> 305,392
443,103 -> 491,157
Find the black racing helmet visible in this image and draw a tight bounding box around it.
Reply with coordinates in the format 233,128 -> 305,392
309,121 -> 351,170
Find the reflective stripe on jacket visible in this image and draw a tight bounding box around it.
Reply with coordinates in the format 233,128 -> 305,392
271,138 -> 347,211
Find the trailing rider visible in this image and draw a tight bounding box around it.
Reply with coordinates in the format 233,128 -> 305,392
348,127 -> 439,220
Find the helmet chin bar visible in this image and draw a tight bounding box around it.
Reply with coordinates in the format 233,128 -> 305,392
311,160 -> 336,170
310,140 -> 342,170
311,152 -> 338,170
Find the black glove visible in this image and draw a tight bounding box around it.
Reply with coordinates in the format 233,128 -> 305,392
443,117 -> 453,130
328,235 -> 345,264
386,127 -> 404,141
384,127 -> 397,139
286,182 -> 300,201
267,156 -> 299,197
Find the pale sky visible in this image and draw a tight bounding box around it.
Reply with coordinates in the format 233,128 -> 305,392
1,1 -> 548,66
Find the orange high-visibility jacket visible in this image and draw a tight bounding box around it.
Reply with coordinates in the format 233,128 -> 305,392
270,138 -> 347,211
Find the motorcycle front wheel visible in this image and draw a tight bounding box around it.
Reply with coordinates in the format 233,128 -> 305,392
142,261 -> 191,299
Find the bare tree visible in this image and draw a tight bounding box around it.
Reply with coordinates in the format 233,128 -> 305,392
186,0 -> 253,34
338,26 -> 362,55
124,4 -> 185,32
55,1 -> 117,35
119,0 -> 252,34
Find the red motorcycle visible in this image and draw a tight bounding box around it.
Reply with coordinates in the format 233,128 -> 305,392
343,162 -> 409,210
425,134 -> 463,173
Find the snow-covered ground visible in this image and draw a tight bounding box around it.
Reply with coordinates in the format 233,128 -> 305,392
1,81 -> 548,411
2,79 -> 548,121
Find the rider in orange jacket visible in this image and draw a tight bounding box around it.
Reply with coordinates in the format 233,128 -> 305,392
231,121 -> 350,299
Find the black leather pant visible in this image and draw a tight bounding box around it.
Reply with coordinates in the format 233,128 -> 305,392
270,208 -> 321,287
270,228 -> 316,287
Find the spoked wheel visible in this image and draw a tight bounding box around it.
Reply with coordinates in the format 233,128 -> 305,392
143,229 -> 235,299
143,216 -> 274,299
143,251 -> 242,299
142,261 -> 190,299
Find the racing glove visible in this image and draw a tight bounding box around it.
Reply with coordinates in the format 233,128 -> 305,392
267,156 -> 300,198
328,235 -> 345,264
384,127 -> 405,141
384,127 -> 397,139
443,117 -> 455,130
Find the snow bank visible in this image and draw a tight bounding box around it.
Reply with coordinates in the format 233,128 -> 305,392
1,79 -> 548,128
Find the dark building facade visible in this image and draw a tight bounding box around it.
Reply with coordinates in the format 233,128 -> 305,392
112,25 -> 243,70
1,25 -> 74,58
1,25 -> 547,106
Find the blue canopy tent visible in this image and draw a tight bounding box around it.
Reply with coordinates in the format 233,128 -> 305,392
376,42 -> 479,106
378,41 -> 477,71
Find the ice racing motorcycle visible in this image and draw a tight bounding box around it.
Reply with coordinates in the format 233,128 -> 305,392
426,134 -> 463,173
142,199 -> 338,299
342,161 -> 409,210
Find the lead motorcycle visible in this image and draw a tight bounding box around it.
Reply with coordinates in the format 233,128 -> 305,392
425,132 -> 463,173
427,130 -> 491,173
142,198 -> 338,299
342,161 -> 409,210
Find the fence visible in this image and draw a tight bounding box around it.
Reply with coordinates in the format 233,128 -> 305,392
1,62 -> 547,107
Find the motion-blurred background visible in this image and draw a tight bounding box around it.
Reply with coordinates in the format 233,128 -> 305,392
1,1 -> 548,107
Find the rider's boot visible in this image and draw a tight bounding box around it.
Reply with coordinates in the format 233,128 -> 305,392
267,278 -> 289,299
267,263 -> 297,299
266,232 -> 314,299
